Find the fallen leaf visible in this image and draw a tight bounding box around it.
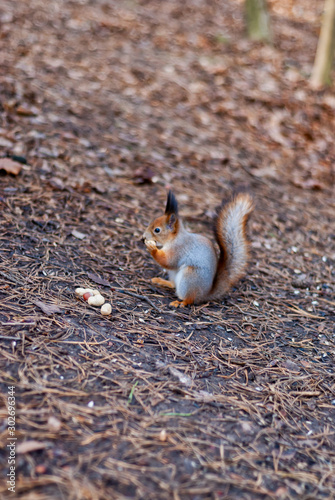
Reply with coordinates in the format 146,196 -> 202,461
16,105 -> 39,116
33,300 -> 63,315
238,421 -> 254,434
0,158 -> 22,176
292,176 -> 325,190
0,137 -> 14,148
132,166 -> 155,184
48,177 -> 65,190
71,229 -> 87,240
47,415 -> 62,432
280,360 -> 300,372
156,361 -> 194,387
87,272 -> 111,287
168,366 -> 193,387
16,440 -> 48,454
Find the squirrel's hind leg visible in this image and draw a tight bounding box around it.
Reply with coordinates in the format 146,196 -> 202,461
170,266 -> 202,307
152,277 -> 175,289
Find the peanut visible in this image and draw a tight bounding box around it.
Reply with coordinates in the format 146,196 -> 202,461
83,292 -> 93,301
75,287 -> 94,297
87,294 -> 105,307
101,303 -> 112,316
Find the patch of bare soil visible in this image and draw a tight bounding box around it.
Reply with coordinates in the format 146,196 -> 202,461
0,0 -> 334,498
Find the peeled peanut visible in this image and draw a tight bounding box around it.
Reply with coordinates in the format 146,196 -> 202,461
87,294 -> 105,307
101,303 -> 112,316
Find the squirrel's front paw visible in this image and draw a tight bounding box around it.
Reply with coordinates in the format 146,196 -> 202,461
145,239 -> 157,251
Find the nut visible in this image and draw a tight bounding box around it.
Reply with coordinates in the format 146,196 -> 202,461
75,287 -> 94,297
101,303 -> 112,316
83,292 -> 93,301
145,239 -> 157,251
87,294 -> 105,307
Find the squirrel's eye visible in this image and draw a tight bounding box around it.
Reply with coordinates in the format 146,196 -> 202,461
154,227 -> 161,234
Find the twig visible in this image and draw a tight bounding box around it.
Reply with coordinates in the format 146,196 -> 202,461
113,288 -> 161,313
1,321 -> 36,326
47,339 -> 110,345
0,270 -> 25,285
284,304 -> 324,319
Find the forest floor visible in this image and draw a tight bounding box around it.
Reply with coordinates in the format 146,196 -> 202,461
0,0 -> 335,499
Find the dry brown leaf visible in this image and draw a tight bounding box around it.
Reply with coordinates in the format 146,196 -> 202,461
16,440 -> 49,454
132,166 -> 156,184
0,158 -> 22,176
87,272 -> 111,287
292,176 -> 325,190
280,360 -> 300,372
168,366 -> 193,387
16,105 -> 39,116
47,415 -> 62,432
71,229 -> 87,240
33,300 -> 63,315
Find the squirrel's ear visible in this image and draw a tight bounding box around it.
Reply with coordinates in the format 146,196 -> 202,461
165,190 -> 178,216
166,212 -> 178,230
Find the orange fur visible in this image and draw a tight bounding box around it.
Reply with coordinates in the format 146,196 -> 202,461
151,277 -> 175,288
149,248 -> 174,269
170,298 -> 194,307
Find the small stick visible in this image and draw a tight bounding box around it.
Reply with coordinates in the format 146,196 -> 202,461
0,335 -> 21,341
47,339 -> 110,345
1,322 -> 36,326
113,288 -> 161,313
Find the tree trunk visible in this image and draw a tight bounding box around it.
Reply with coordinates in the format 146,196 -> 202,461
245,0 -> 271,42
310,0 -> 335,88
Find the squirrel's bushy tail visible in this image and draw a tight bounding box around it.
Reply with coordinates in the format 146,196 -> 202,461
210,193 -> 254,300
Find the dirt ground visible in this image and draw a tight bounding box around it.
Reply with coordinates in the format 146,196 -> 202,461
0,0 -> 335,499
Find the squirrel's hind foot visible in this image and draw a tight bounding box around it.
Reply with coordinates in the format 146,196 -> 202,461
169,299 -> 194,308
152,277 -> 175,289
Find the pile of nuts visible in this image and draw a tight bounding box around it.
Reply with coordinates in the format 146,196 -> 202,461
75,288 -> 112,316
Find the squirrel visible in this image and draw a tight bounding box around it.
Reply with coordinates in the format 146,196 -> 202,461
142,190 -> 254,307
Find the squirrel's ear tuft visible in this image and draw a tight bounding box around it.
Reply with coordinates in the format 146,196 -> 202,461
166,213 -> 178,230
165,190 -> 178,215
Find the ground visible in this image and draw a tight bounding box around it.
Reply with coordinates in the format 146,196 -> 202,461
0,0 -> 335,499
